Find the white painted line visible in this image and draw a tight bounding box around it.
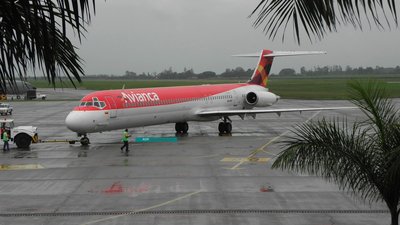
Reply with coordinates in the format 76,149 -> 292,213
81,190 -> 203,225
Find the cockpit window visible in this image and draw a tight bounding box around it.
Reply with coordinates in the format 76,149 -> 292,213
79,97 -> 106,109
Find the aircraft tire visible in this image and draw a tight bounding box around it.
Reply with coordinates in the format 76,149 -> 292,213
80,136 -> 90,146
175,122 -> 189,134
218,122 -> 226,133
182,122 -> 189,133
175,123 -> 181,133
226,123 -> 232,133
218,122 -> 232,134
15,133 -> 32,149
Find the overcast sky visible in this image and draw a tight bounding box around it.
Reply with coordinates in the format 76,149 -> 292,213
74,0 -> 400,75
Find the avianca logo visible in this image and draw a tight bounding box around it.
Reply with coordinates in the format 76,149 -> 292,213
121,91 -> 160,103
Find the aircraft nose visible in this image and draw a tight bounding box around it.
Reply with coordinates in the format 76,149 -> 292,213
65,111 -> 87,133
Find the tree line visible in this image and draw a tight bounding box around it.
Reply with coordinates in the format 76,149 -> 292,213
84,65 -> 400,80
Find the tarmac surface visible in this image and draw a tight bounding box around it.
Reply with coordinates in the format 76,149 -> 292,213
0,88 -> 397,225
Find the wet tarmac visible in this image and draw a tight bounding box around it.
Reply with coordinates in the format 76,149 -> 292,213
0,90 -> 396,225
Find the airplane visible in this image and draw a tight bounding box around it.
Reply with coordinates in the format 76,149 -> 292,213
65,49 -> 355,145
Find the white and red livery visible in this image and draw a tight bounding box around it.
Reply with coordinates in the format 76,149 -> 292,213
65,49 -> 352,145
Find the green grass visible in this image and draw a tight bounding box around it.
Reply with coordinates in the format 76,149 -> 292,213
269,78 -> 400,99
29,77 -> 400,100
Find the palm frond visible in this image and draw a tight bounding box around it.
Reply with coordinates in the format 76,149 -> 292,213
0,0 -> 95,91
273,118 -> 383,201
383,144 -> 400,206
274,81 -> 400,223
250,0 -> 398,44
348,80 -> 400,152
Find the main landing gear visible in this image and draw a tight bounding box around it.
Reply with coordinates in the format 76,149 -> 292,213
175,118 -> 233,136
79,134 -> 90,146
175,122 -> 189,135
218,116 -> 232,135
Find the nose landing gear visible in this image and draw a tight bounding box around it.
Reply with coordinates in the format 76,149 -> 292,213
79,134 -> 90,146
175,122 -> 189,135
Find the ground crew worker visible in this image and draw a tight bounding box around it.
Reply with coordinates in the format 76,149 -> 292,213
120,128 -> 131,156
3,130 -> 9,152
0,123 -> 5,138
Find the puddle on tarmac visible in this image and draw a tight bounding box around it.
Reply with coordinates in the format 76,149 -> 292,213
13,151 -> 37,158
78,151 -> 87,157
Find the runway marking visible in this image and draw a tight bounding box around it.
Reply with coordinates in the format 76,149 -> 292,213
81,189 -> 203,225
0,164 -> 44,170
258,149 -> 277,156
221,157 -> 270,163
229,111 -> 321,170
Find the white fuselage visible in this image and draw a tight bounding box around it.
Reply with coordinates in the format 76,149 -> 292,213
65,85 -> 278,134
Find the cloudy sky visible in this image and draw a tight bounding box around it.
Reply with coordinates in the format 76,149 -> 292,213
74,0 -> 400,75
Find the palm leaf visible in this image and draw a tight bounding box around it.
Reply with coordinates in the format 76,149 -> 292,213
348,80 -> 400,151
250,0 -> 398,43
273,81 -> 400,224
0,0 -> 95,91
273,118 -> 382,201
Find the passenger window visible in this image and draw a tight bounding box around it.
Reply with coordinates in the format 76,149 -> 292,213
94,102 -> 100,107
86,102 -> 93,106
80,102 -> 86,106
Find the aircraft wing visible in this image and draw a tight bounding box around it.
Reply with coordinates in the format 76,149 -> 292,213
196,107 -> 357,117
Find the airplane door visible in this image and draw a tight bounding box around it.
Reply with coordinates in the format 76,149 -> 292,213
105,96 -> 117,118
231,90 -> 241,108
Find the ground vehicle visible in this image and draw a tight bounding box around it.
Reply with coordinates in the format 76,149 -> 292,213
36,93 -> 47,100
1,119 -> 38,148
0,80 -> 37,100
0,103 -> 13,115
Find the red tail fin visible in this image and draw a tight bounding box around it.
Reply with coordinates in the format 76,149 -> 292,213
234,49 -> 326,87
248,49 -> 274,87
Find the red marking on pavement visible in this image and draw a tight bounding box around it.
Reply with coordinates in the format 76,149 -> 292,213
89,182 -> 151,195
103,182 -> 123,193
260,186 -> 274,192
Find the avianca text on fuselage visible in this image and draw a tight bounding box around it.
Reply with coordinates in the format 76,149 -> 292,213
121,91 -> 160,104
65,49 -> 355,145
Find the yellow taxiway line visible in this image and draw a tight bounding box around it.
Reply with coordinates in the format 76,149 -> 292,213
0,164 -> 44,170
229,111 -> 321,170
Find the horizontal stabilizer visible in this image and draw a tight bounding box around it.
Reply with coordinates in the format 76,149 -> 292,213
233,51 -> 326,58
